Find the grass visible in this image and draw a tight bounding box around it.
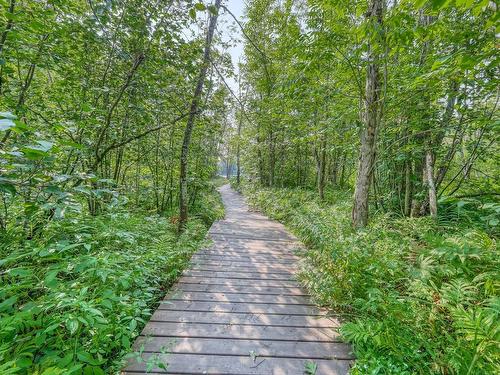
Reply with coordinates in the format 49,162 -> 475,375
0,185 -> 224,374
238,182 -> 499,375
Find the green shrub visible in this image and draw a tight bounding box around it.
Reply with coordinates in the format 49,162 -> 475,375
0,188 -> 223,374
242,183 -> 499,375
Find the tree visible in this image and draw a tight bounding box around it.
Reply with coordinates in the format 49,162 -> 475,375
352,0 -> 384,228
178,0 -> 222,231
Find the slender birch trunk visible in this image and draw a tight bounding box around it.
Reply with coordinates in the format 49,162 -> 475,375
178,0 -> 222,231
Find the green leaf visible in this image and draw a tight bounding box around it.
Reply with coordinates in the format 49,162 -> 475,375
208,5 -> 218,15
81,103 -> 92,112
36,140 -> 55,151
66,364 -> 84,374
16,357 -> 32,369
129,319 -> 137,331
100,299 -> 112,309
304,360 -> 317,375
0,111 -> 17,119
194,3 -> 206,11
158,362 -> 168,370
44,270 -> 60,288
0,179 -> 16,195
0,296 -> 18,312
77,352 -> 103,366
58,353 -> 74,368
0,118 -> 15,131
414,0 -> 428,8
189,8 -> 196,20
9,268 -> 31,277
21,147 -> 49,160
431,0 -> 452,9
66,319 -> 80,336
66,319 -> 79,335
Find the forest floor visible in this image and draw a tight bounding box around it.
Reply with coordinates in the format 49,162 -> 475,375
123,184 -> 353,374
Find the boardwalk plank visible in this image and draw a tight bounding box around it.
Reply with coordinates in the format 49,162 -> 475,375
165,291 -> 312,305
189,263 -> 295,272
157,301 -> 327,316
132,337 -> 353,359
189,261 -> 297,271
174,282 -> 307,296
177,276 -> 300,288
149,310 -> 338,327
190,255 -> 297,264
124,354 -> 351,374
184,270 -> 296,280
142,322 -> 340,341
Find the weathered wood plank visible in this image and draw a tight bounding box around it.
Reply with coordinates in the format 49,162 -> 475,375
149,310 -> 338,327
157,300 -> 326,316
211,241 -> 301,250
124,353 -> 351,374
190,255 -> 297,264
190,260 -> 297,270
133,337 -> 353,359
165,291 -> 312,305
142,322 -> 340,341
177,276 -> 300,288
210,234 -> 299,243
209,223 -> 291,234
174,282 -> 308,296
201,245 -> 300,254
184,270 -> 296,280
189,264 -> 295,274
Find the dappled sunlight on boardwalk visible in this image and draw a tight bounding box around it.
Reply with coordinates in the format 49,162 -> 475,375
122,184 -> 353,374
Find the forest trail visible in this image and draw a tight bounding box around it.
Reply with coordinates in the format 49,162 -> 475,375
122,184 -> 353,374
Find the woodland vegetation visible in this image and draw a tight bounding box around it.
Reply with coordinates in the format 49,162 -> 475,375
226,0 -> 499,374
0,0 -> 226,373
0,0 -> 498,374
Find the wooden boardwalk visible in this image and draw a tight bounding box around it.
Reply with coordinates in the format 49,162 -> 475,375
123,185 -> 353,374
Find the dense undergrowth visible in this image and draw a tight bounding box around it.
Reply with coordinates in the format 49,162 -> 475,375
0,185 -> 224,374
238,182 -> 499,375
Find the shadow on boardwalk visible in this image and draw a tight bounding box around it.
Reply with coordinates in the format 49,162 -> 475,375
122,184 -> 353,374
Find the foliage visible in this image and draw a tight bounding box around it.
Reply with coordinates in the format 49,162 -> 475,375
0,182 -> 223,374
0,0 -> 229,370
0,0 -> 231,230
242,183 -> 499,374
235,0 -> 499,222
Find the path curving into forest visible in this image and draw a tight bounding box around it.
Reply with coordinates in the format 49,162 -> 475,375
122,184 -> 353,374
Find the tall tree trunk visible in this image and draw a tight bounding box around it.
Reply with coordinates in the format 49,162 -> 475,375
340,153 -> 346,187
352,0 -> 384,228
411,156 -> 425,217
404,158 -> 412,216
425,149 -> 438,217
0,0 -> 15,96
315,133 -> 327,200
269,131 -> 275,186
236,106 -> 242,185
178,0 -> 221,231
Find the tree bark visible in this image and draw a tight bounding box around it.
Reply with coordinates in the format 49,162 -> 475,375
404,158 -> 412,216
352,0 -> 384,228
425,149 -> 437,217
236,105 -> 242,185
178,0 -> 221,231
315,133 -> 327,200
